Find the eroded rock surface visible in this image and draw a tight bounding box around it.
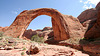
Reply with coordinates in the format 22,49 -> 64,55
96,2 -> 100,10
80,38 -> 100,56
1,2 -> 100,56
22,27 -> 53,40
85,3 -> 100,39
0,26 -> 8,32
28,44 -> 39,54
77,2 -> 100,39
4,8 -> 84,41
78,8 -> 97,23
0,36 -> 89,56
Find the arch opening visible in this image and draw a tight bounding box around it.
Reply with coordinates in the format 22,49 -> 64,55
27,15 -> 52,30
22,15 -> 53,40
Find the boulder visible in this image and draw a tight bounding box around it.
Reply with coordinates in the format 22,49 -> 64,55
85,7 -> 100,39
78,8 -> 97,23
22,29 -> 35,39
28,44 -> 39,54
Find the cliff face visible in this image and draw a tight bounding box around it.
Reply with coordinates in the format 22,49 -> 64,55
78,2 -> 100,39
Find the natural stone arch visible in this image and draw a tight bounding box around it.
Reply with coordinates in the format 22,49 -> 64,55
4,8 -> 84,40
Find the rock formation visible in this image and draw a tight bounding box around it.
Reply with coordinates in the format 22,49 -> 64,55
85,7 -> 100,39
78,2 -> 100,56
22,27 -> 53,40
77,8 -> 97,33
28,44 -> 39,54
96,2 -> 100,10
0,26 -> 8,32
0,2 -> 100,56
0,36 -> 89,56
77,2 -> 100,39
4,8 -> 84,41
81,38 -> 100,56
22,29 -> 35,40
78,8 -> 97,23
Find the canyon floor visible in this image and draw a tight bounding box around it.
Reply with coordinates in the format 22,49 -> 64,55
0,36 -> 89,56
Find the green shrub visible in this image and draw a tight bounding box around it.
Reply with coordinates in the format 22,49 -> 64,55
23,47 -> 26,50
0,31 -> 4,37
17,36 -> 19,38
21,52 -> 24,55
31,34 -> 44,43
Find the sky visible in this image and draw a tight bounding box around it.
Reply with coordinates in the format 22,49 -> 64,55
0,0 -> 99,30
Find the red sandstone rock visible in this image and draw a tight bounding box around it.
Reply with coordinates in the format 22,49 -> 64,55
78,2 -> 100,39
28,44 -> 39,54
38,31 -> 48,40
22,27 -> 53,40
42,27 -> 52,31
0,44 -> 89,56
8,38 -> 16,43
35,29 -> 42,31
22,29 -> 35,39
78,8 -> 97,23
48,30 -> 54,38
1,3 -> 100,56
82,18 -> 96,32
85,7 -> 100,39
81,38 -> 100,56
0,26 -> 8,32
4,8 -> 84,40
96,2 -> 100,10
77,8 -> 97,23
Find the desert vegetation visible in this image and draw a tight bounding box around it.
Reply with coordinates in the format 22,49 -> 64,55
31,34 -> 45,43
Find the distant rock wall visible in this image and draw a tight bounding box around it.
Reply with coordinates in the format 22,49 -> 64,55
22,27 -> 53,40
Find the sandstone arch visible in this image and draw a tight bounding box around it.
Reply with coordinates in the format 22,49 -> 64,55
4,8 -> 84,40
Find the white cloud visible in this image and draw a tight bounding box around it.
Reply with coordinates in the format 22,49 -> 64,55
80,0 -> 83,3
84,0 -> 89,4
87,0 -> 100,5
79,0 -> 100,9
83,5 -> 93,9
12,11 -> 18,14
12,8 -> 21,14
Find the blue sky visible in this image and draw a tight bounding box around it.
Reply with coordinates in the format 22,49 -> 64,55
0,0 -> 99,30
